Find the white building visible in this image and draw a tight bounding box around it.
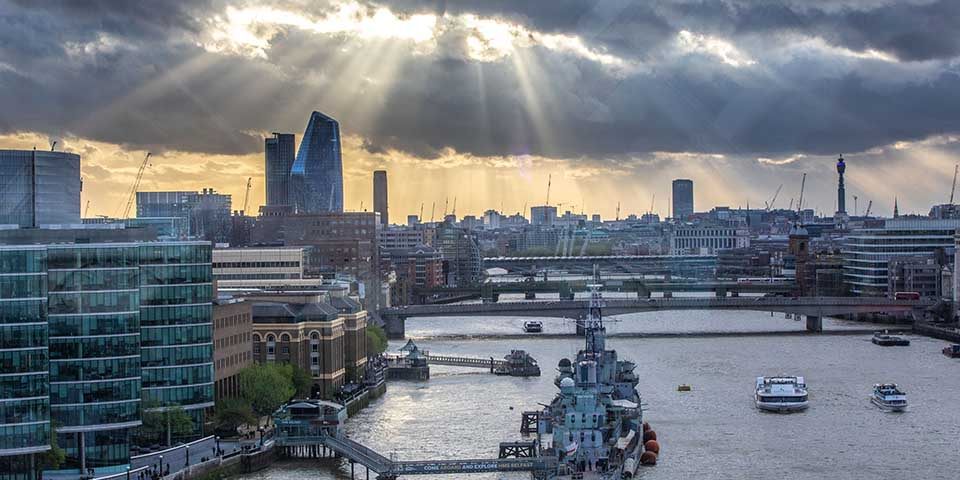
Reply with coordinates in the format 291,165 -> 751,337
213,246 -> 321,290
843,218 -> 960,296
669,225 -> 750,255
378,227 -> 426,250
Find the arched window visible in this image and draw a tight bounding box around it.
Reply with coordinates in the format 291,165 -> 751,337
266,334 -> 276,359
252,333 -> 261,343
280,333 -> 291,342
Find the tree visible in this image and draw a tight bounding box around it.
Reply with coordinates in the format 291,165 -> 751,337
289,364 -> 314,398
240,363 -> 295,418
366,325 -> 388,355
213,398 -> 256,436
37,421 -> 66,471
140,402 -> 194,446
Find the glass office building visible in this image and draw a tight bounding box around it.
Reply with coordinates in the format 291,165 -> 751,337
265,133 -> 296,207
292,111 -> 343,213
0,240 -> 213,477
139,242 -> 214,429
47,244 -> 142,473
0,246 -> 51,480
843,218 -> 960,296
0,149 -> 81,227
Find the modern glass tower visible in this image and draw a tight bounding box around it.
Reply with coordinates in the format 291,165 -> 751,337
672,179 -> 694,221
265,133 -> 296,207
0,246 -> 51,480
0,149 -> 81,227
292,111 -> 343,213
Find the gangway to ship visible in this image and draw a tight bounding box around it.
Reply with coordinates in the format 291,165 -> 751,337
385,340 -> 540,376
278,433 -> 554,479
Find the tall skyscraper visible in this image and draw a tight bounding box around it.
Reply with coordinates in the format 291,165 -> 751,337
373,170 -> 388,226
0,149 -> 81,227
292,111 -> 343,213
672,179 -> 694,220
265,133 -> 296,207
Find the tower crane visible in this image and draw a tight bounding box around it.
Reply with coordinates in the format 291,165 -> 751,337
452,197 -> 457,217
950,164 -> 958,204
796,173 -> 807,219
430,201 -> 436,223
242,177 -> 252,214
545,174 -> 552,206
766,184 -> 782,211
864,200 -> 873,217
119,152 -> 152,219
615,202 -> 621,221
649,193 -> 656,215
419,202 -> 424,222
84,200 -> 90,217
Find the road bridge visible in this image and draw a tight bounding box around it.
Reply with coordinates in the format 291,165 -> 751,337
380,297 -> 934,338
483,254 -> 717,277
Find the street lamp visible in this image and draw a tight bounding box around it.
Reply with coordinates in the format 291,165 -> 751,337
158,455 -> 163,475
125,466 -> 130,480
215,436 -> 221,456
185,445 -> 190,467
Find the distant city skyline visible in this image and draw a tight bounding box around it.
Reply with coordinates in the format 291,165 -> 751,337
2,2 -> 959,221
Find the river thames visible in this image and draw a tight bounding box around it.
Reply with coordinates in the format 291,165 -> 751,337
239,311 -> 960,480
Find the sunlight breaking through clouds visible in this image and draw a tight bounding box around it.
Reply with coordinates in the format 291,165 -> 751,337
676,30 -> 757,67
199,1 -> 634,74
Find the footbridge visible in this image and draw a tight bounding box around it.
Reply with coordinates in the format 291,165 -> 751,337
380,297 -> 934,338
484,254 -> 717,276
276,433 -> 554,479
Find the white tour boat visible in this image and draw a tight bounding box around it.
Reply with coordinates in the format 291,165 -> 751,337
755,376 -> 809,412
871,383 -> 907,412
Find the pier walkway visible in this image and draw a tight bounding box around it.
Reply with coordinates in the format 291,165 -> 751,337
276,433 -> 553,479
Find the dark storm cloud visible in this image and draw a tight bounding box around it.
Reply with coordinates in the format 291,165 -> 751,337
0,0 -> 959,161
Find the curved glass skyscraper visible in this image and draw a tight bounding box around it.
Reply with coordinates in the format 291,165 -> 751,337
292,111 -> 343,213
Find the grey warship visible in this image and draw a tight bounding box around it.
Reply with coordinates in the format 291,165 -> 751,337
535,285 -> 659,478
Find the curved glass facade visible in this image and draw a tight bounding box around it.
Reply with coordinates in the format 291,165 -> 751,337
0,150 -> 81,227
291,111 -> 343,213
46,244 -> 142,471
0,247 -> 50,479
0,240 -> 214,476
139,243 -> 214,435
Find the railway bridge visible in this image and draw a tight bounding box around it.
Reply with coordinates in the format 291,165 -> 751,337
379,297 -> 934,338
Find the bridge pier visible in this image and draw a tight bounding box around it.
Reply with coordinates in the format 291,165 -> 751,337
384,315 -> 406,339
805,315 -> 822,333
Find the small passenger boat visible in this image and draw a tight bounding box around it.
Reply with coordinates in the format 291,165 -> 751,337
871,383 -> 907,412
755,376 -> 808,412
872,331 -> 910,346
523,321 -> 543,333
943,344 -> 960,358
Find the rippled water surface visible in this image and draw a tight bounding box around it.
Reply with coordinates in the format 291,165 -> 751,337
238,312 -> 960,480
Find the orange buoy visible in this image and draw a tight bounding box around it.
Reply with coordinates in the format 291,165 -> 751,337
640,451 -> 658,465
642,422 -> 651,432
644,439 -> 660,454
643,430 -> 657,442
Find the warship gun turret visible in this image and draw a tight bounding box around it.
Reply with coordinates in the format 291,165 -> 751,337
534,285 -> 659,478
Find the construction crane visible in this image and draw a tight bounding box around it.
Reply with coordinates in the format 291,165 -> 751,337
545,174 -> 552,206
451,197 -> 457,217
443,197 -> 448,216
242,177 -> 252,214
419,202 -> 424,222
765,184 -> 782,211
84,200 -> 90,217
430,201 -> 436,223
615,202 -> 621,221
649,193 -> 656,215
950,164 -> 958,204
864,200 -> 873,217
796,173 -> 807,218
853,195 -> 858,216
119,152 -> 152,219
50,140 -> 57,151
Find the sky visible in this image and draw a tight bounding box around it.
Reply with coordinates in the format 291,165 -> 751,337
1,0 -> 959,220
